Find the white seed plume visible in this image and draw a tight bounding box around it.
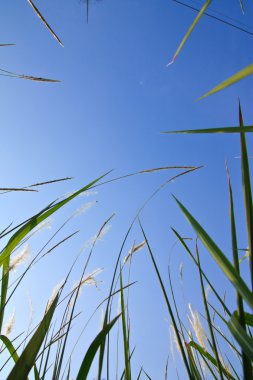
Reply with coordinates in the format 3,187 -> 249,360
81,225 -> 111,252
205,284 -> 211,300
3,308 -> 15,336
34,218 -> 52,233
169,324 -> 175,361
46,280 -> 64,313
9,245 -> 30,272
79,190 -> 98,197
179,262 -> 184,281
73,200 -> 97,218
73,268 -> 103,296
123,241 -> 146,264
188,304 -> 206,349
170,324 -> 182,358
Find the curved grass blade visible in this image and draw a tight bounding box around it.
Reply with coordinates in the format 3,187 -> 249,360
0,173 -> 107,331
120,270 -> 131,380
173,196 -> 253,310
139,220 -> 194,380
168,0 -> 212,65
76,313 -> 121,380
228,313 -> 253,361
200,63 -> 253,99
171,227 -> 231,316
185,344 -> 202,380
189,341 -> 236,380
27,0 -> 63,47
162,126 -> 253,134
6,292 -> 59,380
239,103 -> 253,292
226,162 -> 252,378
195,243 -> 224,380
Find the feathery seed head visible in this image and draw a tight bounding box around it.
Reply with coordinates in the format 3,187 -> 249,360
9,245 -> 30,272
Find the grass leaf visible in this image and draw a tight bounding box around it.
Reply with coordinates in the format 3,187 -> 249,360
200,63 -> 253,99
168,0 -> 212,64
76,313 -> 121,380
173,196 -> 253,310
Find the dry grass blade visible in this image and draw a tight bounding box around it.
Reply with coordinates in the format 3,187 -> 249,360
27,0 -> 64,47
0,44 -> 15,47
28,177 -> 73,188
20,75 -> 60,83
0,188 -> 37,193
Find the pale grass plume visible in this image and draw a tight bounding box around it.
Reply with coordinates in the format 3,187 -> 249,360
46,280 -> 64,313
28,295 -> 34,325
179,262 -> 183,281
188,304 -> 207,349
72,200 -> 97,218
9,244 -> 30,272
169,324 -> 175,361
170,324 -> 182,358
3,308 -> 15,336
73,268 -> 103,296
34,218 -> 53,234
205,284 -> 211,300
81,224 -> 111,252
123,241 -> 146,264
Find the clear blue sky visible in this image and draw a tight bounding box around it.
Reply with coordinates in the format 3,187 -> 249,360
1,0 -> 253,378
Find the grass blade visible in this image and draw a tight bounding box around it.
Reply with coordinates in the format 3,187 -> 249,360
0,173 -> 107,331
189,341 -> 236,380
27,0 -> 63,47
200,63 -> 253,99
226,162 -> 252,379
139,220 -> 194,380
120,269 -> 131,380
6,291 -> 59,380
239,103 -> 253,292
162,126 -> 253,134
173,195 -> 253,310
195,242 -> 224,379
228,312 -> 253,361
168,0 -> 212,64
76,313 -> 121,380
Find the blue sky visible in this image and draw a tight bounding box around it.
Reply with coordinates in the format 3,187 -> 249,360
1,0 -> 253,378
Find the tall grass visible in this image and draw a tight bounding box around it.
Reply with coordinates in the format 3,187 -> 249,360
1,1 -> 253,379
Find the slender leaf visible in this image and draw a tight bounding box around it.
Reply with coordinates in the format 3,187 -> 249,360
168,0 -> 212,64
163,126 -> 253,134
7,292 -> 59,380
76,313 -> 121,380
200,63 -> 253,99
173,196 -> 253,310
228,313 -> 253,361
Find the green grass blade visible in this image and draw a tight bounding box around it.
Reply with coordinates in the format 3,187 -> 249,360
228,312 -> 253,361
195,243 -> 224,379
241,312 -> 253,327
199,63 -> 253,99
76,313 -> 121,380
189,341 -> 236,380
120,270 -> 131,380
185,344 -> 202,380
139,220 -> 194,380
239,103 -> 253,292
168,0 -> 212,64
171,227 -> 231,316
0,335 -> 23,369
173,196 -> 253,310
7,292 -> 59,380
162,126 -> 253,134
226,162 -> 252,379
0,174 -> 106,331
